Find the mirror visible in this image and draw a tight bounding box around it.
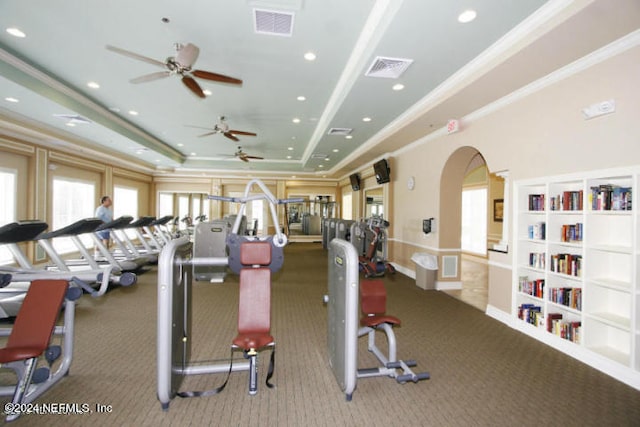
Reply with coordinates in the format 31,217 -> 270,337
287,196 -> 337,236
364,187 -> 384,218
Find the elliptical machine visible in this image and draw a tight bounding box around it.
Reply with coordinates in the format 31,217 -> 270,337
358,216 -> 396,278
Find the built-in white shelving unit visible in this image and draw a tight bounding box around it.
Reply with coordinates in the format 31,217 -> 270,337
513,167 -> 639,389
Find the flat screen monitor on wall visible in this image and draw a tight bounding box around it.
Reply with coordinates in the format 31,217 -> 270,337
349,173 -> 361,191
373,159 -> 390,184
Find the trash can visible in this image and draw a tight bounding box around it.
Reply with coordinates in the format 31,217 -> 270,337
411,253 -> 438,290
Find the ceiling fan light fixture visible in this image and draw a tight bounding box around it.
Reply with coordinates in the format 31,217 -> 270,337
304,52 -> 316,61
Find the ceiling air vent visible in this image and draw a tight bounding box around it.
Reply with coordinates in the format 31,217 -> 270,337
254,8 -> 294,36
365,56 -> 413,79
327,127 -> 352,136
311,153 -> 327,160
53,114 -> 92,124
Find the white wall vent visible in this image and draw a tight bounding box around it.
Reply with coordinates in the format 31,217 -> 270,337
441,255 -> 458,278
365,56 -> 413,79
327,128 -> 352,136
254,8 -> 294,36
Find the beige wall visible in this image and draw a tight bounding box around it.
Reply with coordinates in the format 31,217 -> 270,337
388,44 -> 640,310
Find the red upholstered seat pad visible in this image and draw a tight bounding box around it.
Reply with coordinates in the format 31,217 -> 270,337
0,347 -> 43,363
360,314 -> 401,328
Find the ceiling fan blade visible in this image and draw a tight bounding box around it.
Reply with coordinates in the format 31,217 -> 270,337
198,132 -> 217,137
229,130 -> 257,136
130,71 -> 171,84
239,156 -> 250,162
192,70 -> 242,85
223,132 -> 240,142
244,155 -> 264,160
181,75 -> 205,98
175,43 -> 199,68
106,45 -> 166,68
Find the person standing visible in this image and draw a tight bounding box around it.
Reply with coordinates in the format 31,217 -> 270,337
95,196 -> 113,252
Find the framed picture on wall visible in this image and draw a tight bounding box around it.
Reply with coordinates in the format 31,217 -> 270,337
494,199 -> 504,222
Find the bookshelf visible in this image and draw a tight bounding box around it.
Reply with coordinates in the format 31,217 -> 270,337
513,167 -> 639,388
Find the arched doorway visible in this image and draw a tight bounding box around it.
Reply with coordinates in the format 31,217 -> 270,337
439,147 -> 503,311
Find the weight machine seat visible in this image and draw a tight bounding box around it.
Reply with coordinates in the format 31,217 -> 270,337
360,280 -> 401,328
232,241 -> 273,351
0,280 -> 67,363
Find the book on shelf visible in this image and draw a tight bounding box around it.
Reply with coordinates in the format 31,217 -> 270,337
549,287 -> 582,311
519,276 -> 545,298
518,303 -> 542,326
550,253 -> 582,277
590,184 -> 632,211
551,190 -> 583,211
528,252 -> 546,270
528,222 -> 546,240
560,222 -> 583,242
550,318 -> 581,344
528,194 -> 545,211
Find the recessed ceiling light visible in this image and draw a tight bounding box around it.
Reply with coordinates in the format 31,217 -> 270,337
288,147 -> 294,151
304,52 -> 316,61
297,95 -> 306,101
292,118 -> 301,123
190,152 -> 196,156
177,143 -> 184,147
324,158 -> 330,161
332,149 -> 339,153
203,89 -> 212,96
345,135 -> 353,140
362,117 -> 372,122
155,159 -> 161,163
87,81 -> 100,89
291,136 -> 296,140
128,110 -> 138,116
4,97 -> 19,103
286,155 -> 292,159
458,10 -> 477,23
6,28 -> 26,38
65,122 -> 76,127
291,175 -> 296,178
392,83 -> 405,91
318,164 -> 324,168
109,107 -> 120,112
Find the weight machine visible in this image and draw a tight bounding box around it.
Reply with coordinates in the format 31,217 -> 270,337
157,179 -> 301,409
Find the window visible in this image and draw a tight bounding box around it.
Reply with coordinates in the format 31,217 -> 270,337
192,196 -> 201,220
248,199 -> 264,235
0,168 -> 17,264
178,195 -> 189,229
158,193 -> 173,217
114,186 -> 138,238
342,193 -> 352,220
52,177 -> 95,254
461,187 -> 487,255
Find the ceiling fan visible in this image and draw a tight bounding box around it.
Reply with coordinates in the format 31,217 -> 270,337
187,116 -> 257,142
234,146 -> 263,162
105,42 -> 242,98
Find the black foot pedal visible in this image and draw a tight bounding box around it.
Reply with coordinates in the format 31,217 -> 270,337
32,367 -> 50,384
45,345 -> 62,365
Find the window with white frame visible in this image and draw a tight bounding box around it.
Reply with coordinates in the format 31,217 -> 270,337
461,187 -> 487,255
114,186 -> 139,239
342,193 -> 352,220
158,193 -> 173,217
178,195 -> 189,229
52,177 -> 95,254
0,168 -> 17,264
